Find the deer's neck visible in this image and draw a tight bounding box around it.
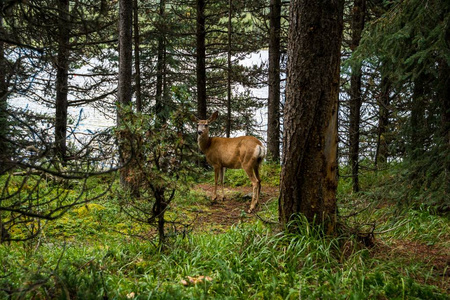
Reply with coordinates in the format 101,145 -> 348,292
198,134 -> 212,153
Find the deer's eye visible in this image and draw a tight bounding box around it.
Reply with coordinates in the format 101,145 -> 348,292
204,124 -> 208,127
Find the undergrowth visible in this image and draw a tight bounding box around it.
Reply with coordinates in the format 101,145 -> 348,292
0,162 -> 449,299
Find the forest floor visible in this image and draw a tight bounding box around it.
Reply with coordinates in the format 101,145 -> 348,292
190,183 -> 279,231
1,175 -> 449,298
191,183 -> 450,293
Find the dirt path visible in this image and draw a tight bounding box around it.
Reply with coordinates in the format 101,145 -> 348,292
190,183 -> 279,231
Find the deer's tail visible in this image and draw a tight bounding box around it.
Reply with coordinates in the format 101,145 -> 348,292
255,145 -> 267,163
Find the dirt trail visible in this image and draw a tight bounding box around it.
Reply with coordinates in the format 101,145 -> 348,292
190,184 -> 279,231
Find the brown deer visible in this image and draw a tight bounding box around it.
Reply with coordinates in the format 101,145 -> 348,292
192,111 -> 266,213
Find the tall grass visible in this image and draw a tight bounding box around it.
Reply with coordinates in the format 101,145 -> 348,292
0,163 -> 448,299
1,214 -> 448,299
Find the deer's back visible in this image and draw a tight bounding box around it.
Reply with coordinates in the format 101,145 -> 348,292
205,136 -> 263,169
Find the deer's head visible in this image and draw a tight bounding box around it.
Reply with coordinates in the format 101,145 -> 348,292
192,111 -> 218,137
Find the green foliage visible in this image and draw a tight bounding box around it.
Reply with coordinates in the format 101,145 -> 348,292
116,107 -> 200,245
1,174 -> 449,299
344,158 -> 450,212
346,0 -> 450,211
355,0 -> 450,83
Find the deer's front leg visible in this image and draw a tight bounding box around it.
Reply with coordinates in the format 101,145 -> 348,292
213,167 -> 220,202
220,167 -> 226,201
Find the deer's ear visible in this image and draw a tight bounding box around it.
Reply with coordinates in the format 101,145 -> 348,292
190,114 -> 199,123
208,111 -> 219,123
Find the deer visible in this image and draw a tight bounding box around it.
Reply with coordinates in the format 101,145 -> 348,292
192,111 -> 266,213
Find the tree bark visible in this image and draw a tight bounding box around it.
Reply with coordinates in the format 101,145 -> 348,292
196,0 -> 207,119
408,75 -> 427,159
438,59 -> 450,196
279,0 -> 344,234
226,0 -> 232,137
0,15 -> 9,173
118,0 -> 133,111
155,0 -> 166,121
349,0 -> 366,192
55,0 -> 70,161
375,76 -> 390,168
267,0 -> 281,162
133,0 -> 142,112
118,0 -> 133,188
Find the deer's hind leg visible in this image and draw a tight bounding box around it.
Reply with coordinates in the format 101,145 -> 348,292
243,161 -> 261,213
254,163 -> 262,203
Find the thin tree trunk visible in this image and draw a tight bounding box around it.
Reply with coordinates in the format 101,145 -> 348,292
226,0 -> 232,137
55,0 -> 70,161
409,76 -> 427,159
155,0 -> 166,121
349,0 -> 366,192
118,0 -> 133,188
196,0 -> 207,119
279,0 -> 344,233
267,0 -> 281,161
375,76 -> 390,168
0,15 -> 9,172
133,0 -> 142,112
154,189 -> 167,248
438,60 -> 450,196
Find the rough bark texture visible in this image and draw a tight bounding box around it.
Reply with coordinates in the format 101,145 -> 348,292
226,0 -> 232,138
409,75 -> 427,159
349,0 -> 366,193
196,0 -> 207,119
375,76 -> 390,168
55,0 -> 70,161
118,0 -> 133,110
438,60 -> 450,196
155,0 -> 166,120
133,0 -> 142,112
0,16 -> 9,173
118,0 -> 133,187
267,0 -> 281,161
279,0 -> 344,234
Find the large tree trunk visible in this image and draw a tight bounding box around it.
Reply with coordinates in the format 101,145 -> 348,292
349,0 -> 366,192
279,0 -> 344,234
267,0 -> 281,162
118,0 -> 133,188
196,0 -> 207,119
133,0 -> 142,112
55,0 -> 70,161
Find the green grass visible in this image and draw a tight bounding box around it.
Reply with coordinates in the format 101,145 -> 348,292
1,164 -> 449,299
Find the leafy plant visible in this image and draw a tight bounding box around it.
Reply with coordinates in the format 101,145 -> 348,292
115,108 -> 200,247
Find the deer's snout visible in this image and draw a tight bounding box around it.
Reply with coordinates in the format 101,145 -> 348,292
197,130 -> 203,135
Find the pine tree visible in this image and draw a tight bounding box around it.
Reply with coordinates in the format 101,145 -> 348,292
279,0 -> 344,232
